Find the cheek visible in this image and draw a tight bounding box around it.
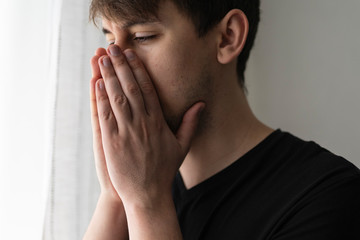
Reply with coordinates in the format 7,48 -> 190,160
143,50 -> 188,96
137,39 -> 211,114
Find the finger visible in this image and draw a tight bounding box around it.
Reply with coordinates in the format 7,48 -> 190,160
176,102 -> 206,153
90,76 -> 101,133
95,48 -> 107,57
90,56 -> 103,130
90,75 -> 101,137
106,44 -> 146,115
91,48 -> 117,189
91,50 -> 108,115
91,55 -> 101,78
99,56 -> 132,121
123,49 -> 162,116
90,76 -> 114,190
96,79 -> 119,137
90,76 -> 103,151
91,48 -> 108,78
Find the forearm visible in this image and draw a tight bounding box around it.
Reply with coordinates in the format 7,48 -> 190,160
83,193 -> 128,240
124,195 -> 182,240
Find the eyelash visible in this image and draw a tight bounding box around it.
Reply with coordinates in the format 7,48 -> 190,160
133,35 -> 157,43
108,35 -> 157,45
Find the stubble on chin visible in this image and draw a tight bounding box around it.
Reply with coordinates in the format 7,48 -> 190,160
164,103 -> 212,142
162,64 -> 214,135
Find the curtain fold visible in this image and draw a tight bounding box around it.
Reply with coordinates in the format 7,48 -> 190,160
43,0 -> 105,239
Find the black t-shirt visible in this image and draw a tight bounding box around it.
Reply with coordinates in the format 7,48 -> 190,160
172,130 -> 360,240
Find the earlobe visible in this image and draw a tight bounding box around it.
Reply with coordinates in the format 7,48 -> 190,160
217,9 -> 249,64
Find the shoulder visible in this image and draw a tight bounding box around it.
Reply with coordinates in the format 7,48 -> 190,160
269,130 -> 360,180
268,131 -> 360,239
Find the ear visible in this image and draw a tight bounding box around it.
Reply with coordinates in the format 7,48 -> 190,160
216,9 -> 249,64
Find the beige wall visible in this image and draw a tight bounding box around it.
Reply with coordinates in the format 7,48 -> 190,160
246,0 -> 360,167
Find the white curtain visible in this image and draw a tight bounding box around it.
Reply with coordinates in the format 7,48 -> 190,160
43,0 -> 105,239
0,0 -> 57,239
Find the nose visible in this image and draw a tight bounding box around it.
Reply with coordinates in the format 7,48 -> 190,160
113,36 -> 132,52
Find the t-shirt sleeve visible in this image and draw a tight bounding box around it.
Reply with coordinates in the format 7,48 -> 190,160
272,175 -> 360,240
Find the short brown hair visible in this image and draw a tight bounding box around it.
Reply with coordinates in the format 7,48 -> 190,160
89,0 -> 261,89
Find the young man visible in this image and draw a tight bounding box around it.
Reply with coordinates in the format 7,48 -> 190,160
84,1 -> 360,239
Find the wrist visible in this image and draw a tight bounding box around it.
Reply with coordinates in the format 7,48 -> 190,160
84,191 -> 128,240
123,193 -> 182,240
100,185 -> 122,200
122,189 -> 173,211
99,191 -> 123,209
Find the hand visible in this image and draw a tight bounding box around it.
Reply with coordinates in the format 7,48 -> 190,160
95,44 -> 205,206
84,48 -> 129,240
90,48 -> 121,201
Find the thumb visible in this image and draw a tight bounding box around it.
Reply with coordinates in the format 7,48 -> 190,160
176,102 -> 206,153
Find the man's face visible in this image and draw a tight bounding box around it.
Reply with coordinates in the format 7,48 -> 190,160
101,1 -> 217,132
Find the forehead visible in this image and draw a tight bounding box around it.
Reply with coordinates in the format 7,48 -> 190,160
100,1 -> 183,31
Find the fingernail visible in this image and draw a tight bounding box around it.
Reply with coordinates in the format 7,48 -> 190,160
102,56 -> 111,67
98,79 -> 104,90
109,45 -> 120,56
124,50 -> 135,61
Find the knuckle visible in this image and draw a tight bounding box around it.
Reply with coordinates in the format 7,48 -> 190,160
130,59 -> 142,70
113,54 -> 127,67
140,81 -> 154,94
127,83 -> 140,95
100,110 -> 112,121
113,94 -> 127,105
97,95 -> 108,102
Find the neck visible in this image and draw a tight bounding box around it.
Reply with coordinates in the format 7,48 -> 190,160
179,77 -> 273,189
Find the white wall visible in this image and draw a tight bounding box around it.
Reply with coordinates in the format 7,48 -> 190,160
247,0 -> 360,167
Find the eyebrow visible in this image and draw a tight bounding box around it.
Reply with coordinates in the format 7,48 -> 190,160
102,20 -> 161,35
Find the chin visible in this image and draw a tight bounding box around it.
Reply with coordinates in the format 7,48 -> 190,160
164,100 -> 205,134
161,100 -> 190,133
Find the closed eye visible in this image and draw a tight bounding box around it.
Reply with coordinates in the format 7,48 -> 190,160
133,35 -> 157,43
107,35 -> 158,46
